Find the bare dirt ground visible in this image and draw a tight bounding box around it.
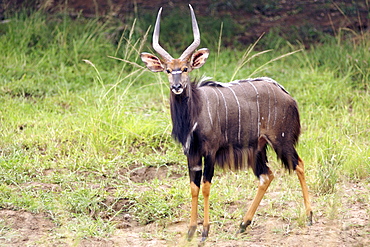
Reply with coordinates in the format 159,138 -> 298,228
1,176 -> 369,247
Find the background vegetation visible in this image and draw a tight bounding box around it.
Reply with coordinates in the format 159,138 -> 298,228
0,2 -> 369,245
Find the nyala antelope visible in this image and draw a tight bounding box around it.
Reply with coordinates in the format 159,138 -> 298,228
140,4 -> 313,242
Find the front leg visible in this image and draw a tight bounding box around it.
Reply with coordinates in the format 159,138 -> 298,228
188,181 -> 200,239
187,156 -> 202,241
201,155 -> 215,241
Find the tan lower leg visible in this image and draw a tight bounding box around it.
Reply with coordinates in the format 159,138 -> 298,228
202,181 -> 211,239
189,181 -> 200,229
241,169 -> 274,229
296,158 -> 313,224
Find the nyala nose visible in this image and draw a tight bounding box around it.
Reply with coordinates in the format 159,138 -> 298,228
172,84 -> 182,90
171,83 -> 184,94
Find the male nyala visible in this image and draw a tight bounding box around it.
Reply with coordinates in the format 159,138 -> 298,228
140,4 -> 313,242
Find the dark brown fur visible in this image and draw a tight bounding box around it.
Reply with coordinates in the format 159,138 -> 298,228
171,79 -> 301,178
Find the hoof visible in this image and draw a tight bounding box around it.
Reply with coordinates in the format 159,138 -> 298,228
307,211 -> 313,226
236,220 -> 251,234
187,225 -> 197,241
201,224 -> 210,242
200,237 -> 206,242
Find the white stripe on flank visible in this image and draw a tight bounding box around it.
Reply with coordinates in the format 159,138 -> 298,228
227,86 -> 241,142
210,87 -> 221,129
216,87 -> 228,143
269,83 -> 278,127
199,88 -> 213,126
248,81 -> 260,136
238,83 -> 253,138
266,83 -> 271,130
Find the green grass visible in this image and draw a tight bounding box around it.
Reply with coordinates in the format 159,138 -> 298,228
0,10 -> 369,245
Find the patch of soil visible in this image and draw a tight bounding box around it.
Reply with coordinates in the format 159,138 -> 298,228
122,163 -> 183,183
1,177 -> 369,246
112,180 -> 370,247
0,210 -> 65,246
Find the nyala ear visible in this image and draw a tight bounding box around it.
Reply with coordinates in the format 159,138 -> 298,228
140,52 -> 165,72
190,48 -> 209,69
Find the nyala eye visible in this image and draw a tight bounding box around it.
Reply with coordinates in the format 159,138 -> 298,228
166,69 -> 171,74
183,67 -> 188,72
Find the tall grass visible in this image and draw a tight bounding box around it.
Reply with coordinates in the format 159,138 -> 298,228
0,10 -> 369,245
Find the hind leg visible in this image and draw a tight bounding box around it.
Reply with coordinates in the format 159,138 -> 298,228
239,137 -> 273,233
271,135 -> 313,226
280,147 -> 313,226
295,157 -> 313,225
238,167 -> 274,233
